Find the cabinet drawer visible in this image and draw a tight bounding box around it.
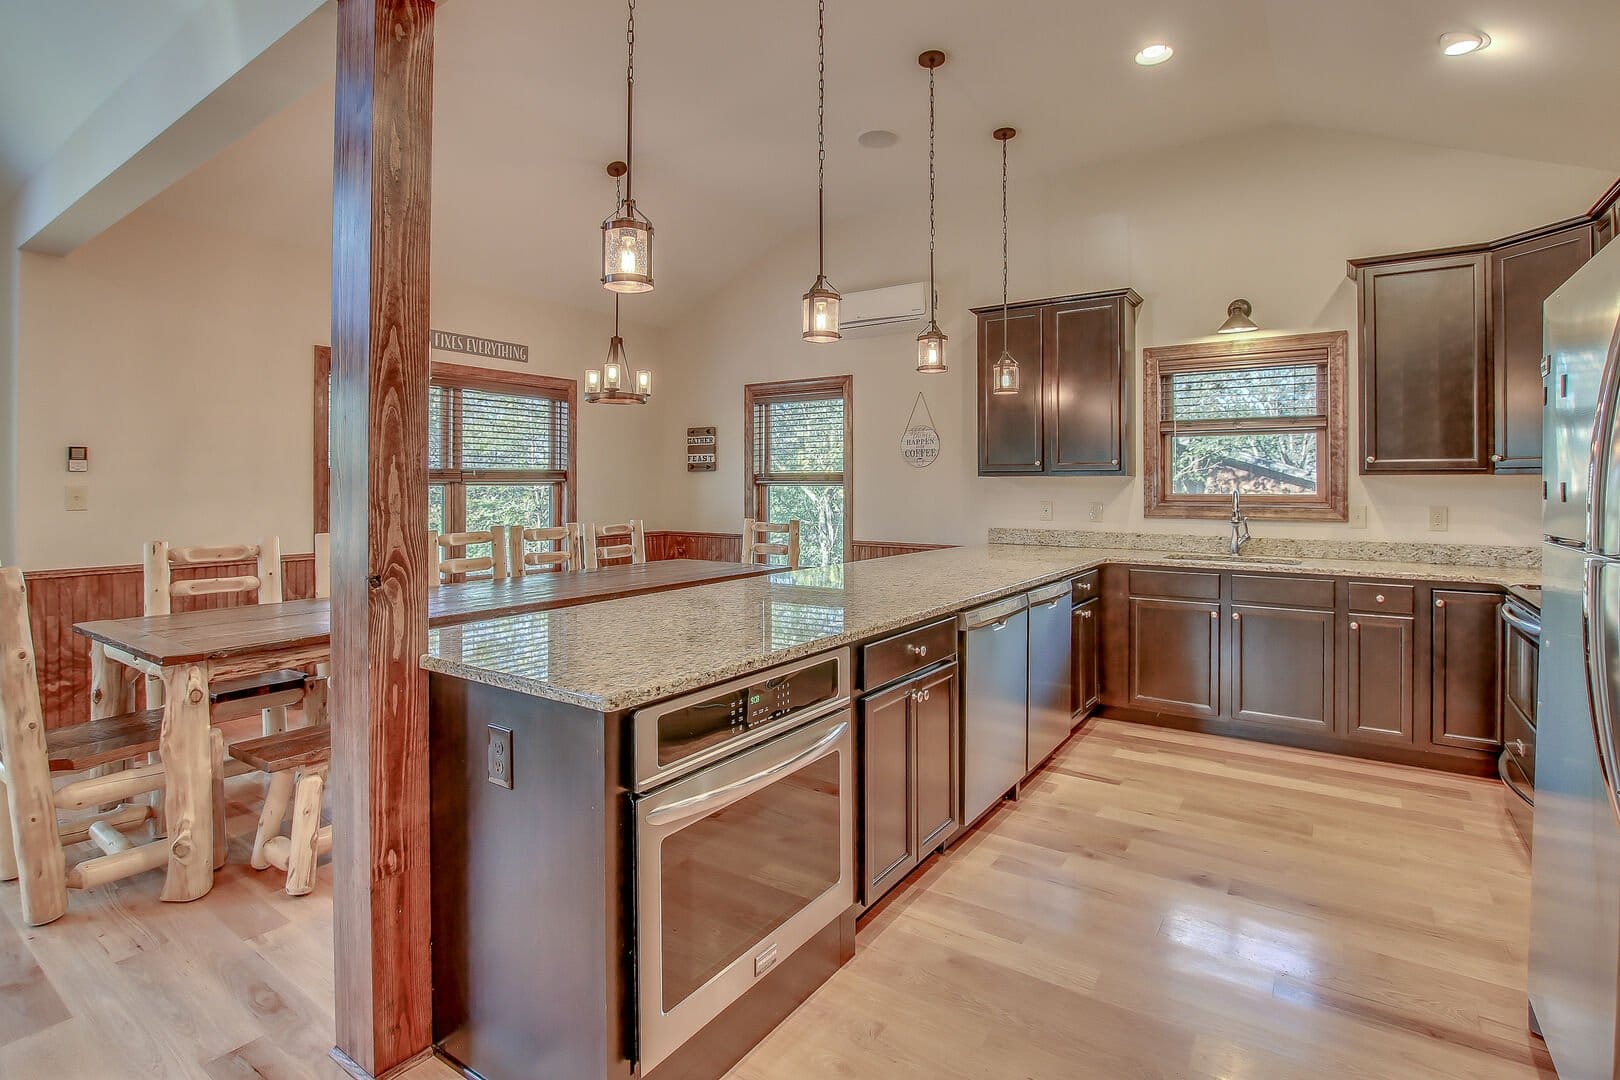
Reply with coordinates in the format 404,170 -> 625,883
861,617 -> 957,691
1072,570 -> 1100,603
1504,702 -> 1535,782
1231,574 -> 1335,610
1349,582 -> 1415,615
1128,568 -> 1220,601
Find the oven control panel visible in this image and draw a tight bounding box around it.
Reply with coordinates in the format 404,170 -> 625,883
637,651 -> 849,786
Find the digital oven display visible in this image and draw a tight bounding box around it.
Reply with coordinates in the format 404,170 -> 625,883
656,657 -> 841,767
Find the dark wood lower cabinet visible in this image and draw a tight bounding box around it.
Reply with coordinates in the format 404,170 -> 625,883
1128,597 -> 1220,719
1072,597 -> 1100,718
1228,604 -> 1334,733
1430,589 -> 1505,753
859,662 -> 958,907
1344,613 -> 1416,743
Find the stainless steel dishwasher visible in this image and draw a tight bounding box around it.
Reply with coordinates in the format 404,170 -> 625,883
960,593 -> 1029,828
1026,580 -> 1074,771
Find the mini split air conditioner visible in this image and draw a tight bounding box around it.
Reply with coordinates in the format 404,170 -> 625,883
838,282 -> 929,336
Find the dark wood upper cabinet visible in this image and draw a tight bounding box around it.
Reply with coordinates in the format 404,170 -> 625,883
1491,224 -> 1592,473
1430,589 -> 1504,754
974,289 -> 1141,477
1355,252 -> 1491,474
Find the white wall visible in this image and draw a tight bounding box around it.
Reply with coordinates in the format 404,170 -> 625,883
0,198 -> 18,565
655,126 -> 1613,548
14,208 -> 673,569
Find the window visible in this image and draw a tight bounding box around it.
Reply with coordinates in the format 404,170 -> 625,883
744,376 -> 853,567
314,349 -> 576,545
1143,331 -> 1347,521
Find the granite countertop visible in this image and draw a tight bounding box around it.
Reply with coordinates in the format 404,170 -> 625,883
422,543 -> 1542,713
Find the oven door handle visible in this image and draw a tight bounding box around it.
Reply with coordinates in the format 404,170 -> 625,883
1500,603 -> 1541,640
644,720 -> 849,828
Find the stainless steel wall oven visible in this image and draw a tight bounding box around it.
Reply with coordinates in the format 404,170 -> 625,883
631,650 -> 853,1073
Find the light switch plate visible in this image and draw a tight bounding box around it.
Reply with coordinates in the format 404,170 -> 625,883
64,486 -> 89,512
1428,506 -> 1449,532
1348,505 -> 1367,529
487,725 -> 513,788
1039,500 -> 1054,522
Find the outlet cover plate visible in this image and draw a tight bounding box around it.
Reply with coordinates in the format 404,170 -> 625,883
64,486 -> 89,512
1348,505 -> 1367,529
1087,502 -> 1104,522
487,725 -> 513,788
1039,500 -> 1054,522
1428,506 -> 1449,532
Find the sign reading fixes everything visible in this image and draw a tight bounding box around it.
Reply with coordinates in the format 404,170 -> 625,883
431,329 -> 529,364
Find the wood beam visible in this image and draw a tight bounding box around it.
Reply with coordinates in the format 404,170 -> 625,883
329,0 -> 435,1075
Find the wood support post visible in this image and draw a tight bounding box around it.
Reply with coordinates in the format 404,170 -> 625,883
330,0 -> 435,1074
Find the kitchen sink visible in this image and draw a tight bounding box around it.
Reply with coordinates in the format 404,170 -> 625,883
1164,553 -> 1304,567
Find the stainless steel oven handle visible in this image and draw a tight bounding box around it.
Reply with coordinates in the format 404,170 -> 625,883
1500,603 -> 1542,640
645,720 -> 849,828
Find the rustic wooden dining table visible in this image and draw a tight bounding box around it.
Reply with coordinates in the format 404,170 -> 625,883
71,558 -> 774,901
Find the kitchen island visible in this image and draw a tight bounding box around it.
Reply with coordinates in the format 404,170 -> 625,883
422,542 -> 1538,1080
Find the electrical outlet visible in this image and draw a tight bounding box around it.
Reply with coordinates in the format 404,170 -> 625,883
1087,502 -> 1104,523
1039,500 -> 1054,522
487,725 -> 514,788
1348,505 -> 1367,529
1428,505 -> 1449,532
64,485 -> 89,512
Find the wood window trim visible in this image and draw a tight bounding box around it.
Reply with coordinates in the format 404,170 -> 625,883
314,348 -> 579,534
743,375 -> 855,557
1142,331 -> 1348,522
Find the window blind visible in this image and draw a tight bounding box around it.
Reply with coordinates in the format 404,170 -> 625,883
1164,363 -> 1323,423
430,381 -> 570,481
752,395 -> 846,480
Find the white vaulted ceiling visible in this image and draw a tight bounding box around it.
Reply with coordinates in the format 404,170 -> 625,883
20,0 -> 1620,322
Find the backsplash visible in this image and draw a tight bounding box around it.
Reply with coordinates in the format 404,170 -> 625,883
989,528 -> 1540,569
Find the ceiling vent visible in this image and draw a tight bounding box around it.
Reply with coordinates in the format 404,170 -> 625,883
838,282 -> 929,336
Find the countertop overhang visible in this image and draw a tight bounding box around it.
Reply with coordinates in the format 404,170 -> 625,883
421,544 -> 1540,714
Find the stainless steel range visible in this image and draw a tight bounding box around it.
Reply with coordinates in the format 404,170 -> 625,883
631,649 -> 854,1074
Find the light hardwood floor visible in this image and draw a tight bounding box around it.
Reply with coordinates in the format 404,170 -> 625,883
1,720 -> 1554,1079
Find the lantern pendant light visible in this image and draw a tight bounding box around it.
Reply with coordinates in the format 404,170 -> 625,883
916,50 -> 947,374
601,0 -> 653,293
585,293 -> 652,404
801,0 -> 841,343
991,127 -> 1020,395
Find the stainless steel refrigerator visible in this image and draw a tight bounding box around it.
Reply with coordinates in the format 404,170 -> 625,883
1530,237 -> 1620,1080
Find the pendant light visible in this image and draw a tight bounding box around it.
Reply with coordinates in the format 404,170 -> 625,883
601,0 -> 653,293
915,49 -> 947,374
585,293 -> 652,404
801,0 -> 840,343
991,127 -> 1020,395
1217,298 -> 1260,334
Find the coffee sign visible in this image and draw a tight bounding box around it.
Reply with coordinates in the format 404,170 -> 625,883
901,425 -> 941,468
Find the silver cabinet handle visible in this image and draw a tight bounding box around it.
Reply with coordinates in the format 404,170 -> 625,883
1078,610 -> 1093,620
990,619 -> 1009,631
1375,594 -> 1385,604
906,643 -> 929,658
1513,738 -> 1528,757
1078,582 -> 1093,592
1436,598 -> 1446,609
1491,454 -> 1505,463
1365,455 -> 1376,464
1350,621 -> 1360,631
1210,611 -> 1219,620
1232,612 -> 1241,621
646,721 -> 848,827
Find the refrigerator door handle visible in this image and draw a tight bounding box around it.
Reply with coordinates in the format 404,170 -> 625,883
1582,560 -> 1620,826
1584,320 -> 1620,553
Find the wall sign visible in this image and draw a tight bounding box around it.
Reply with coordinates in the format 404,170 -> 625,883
430,328 -> 529,364
900,393 -> 941,469
687,427 -> 717,472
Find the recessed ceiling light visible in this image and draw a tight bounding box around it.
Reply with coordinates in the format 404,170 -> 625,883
1439,31 -> 1490,56
857,129 -> 900,149
1135,43 -> 1174,66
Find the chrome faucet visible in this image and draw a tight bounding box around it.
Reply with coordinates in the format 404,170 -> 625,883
1228,490 -> 1251,556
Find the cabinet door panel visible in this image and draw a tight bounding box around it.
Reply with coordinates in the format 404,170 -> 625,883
1345,614 -> 1415,743
1491,226 -> 1591,473
1047,299 -> 1127,474
913,666 -> 959,855
1430,590 -> 1504,752
978,309 -> 1045,474
1360,254 -> 1490,473
1073,598 -> 1100,717
1230,605 -> 1335,733
860,685 -> 915,904
1129,597 -> 1220,719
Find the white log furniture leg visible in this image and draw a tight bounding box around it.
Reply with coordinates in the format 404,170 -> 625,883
158,663 -> 214,902
252,772 -> 295,870
284,765 -> 327,896
1,575 -> 69,925
0,764 -> 16,882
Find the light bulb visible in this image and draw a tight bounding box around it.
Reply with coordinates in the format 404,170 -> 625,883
636,369 -> 652,394
813,303 -> 830,331
585,369 -> 602,393
604,362 -> 622,390
619,235 -> 638,274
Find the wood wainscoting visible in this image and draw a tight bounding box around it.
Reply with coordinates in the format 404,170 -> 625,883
23,535 -> 943,730
24,554 -> 316,729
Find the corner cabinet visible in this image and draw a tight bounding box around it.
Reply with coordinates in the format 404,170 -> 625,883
974,289 -> 1141,477
1351,217 -> 1596,476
